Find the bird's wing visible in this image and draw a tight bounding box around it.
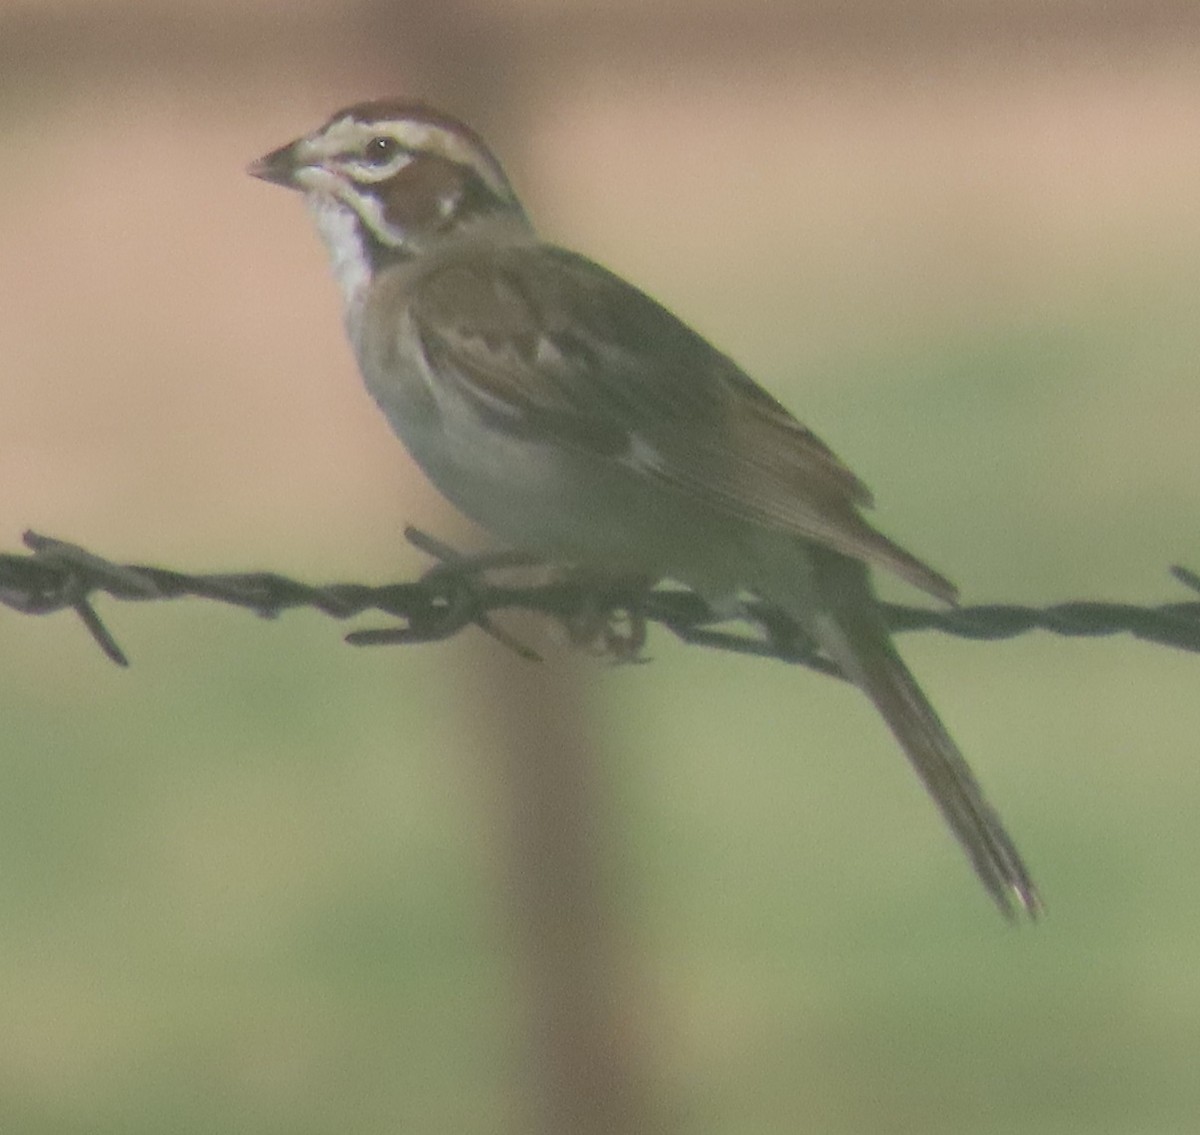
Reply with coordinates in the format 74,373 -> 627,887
408,243 -> 954,601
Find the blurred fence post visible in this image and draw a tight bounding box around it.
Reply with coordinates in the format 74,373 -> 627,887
459,628 -> 668,1135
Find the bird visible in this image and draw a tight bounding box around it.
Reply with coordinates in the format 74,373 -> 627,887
248,98 -> 1040,919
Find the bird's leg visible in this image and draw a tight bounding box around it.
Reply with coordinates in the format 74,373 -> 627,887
559,569 -> 656,663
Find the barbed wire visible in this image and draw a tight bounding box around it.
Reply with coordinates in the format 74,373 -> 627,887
2,528 -> 1199,672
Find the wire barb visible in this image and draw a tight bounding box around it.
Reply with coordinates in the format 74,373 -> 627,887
2,529 -> 1199,668
345,527 -> 543,660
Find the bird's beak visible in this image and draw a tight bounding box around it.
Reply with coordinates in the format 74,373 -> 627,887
247,139 -> 305,189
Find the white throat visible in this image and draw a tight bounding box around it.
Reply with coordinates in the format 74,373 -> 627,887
306,194 -> 373,322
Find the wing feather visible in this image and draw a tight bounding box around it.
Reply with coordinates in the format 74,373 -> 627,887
409,244 -> 954,601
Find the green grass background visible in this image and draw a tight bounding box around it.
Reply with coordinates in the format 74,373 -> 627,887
7,312 -> 1200,1134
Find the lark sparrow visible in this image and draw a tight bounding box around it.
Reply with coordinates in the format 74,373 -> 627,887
249,99 -> 1040,919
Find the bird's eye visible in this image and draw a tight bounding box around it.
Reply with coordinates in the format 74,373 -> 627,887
364,135 -> 401,165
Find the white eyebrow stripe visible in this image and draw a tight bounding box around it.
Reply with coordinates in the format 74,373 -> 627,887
315,116 -> 516,204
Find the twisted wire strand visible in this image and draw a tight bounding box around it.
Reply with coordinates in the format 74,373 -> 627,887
2,529 -> 1198,670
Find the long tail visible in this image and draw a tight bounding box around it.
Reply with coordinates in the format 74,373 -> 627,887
763,544 -> 1041,920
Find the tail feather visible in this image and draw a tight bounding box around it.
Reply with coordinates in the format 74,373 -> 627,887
761,544 -> 1041,919
813,603 -> 1041,919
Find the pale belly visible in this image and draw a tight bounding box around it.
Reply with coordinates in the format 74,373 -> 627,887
359,341 -> 749,595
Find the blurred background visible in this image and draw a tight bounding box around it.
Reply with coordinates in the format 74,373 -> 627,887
4,1 -> 1200,1131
